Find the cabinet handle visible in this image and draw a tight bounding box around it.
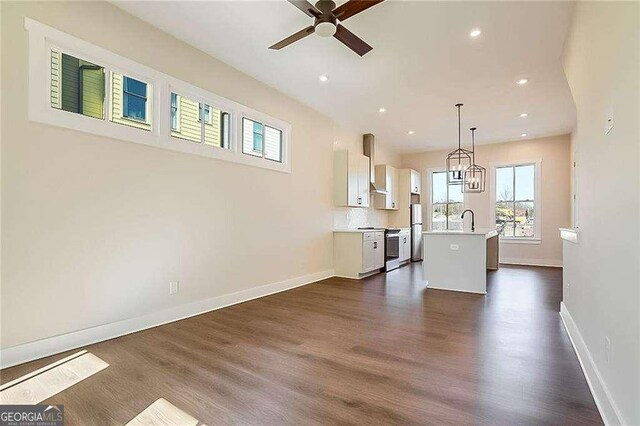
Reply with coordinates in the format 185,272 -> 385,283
373,242 -> 377,249
392,202 -> 395,208
357,197 -> 362,204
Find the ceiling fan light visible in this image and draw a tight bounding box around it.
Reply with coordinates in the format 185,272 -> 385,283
316,22 -> 337,38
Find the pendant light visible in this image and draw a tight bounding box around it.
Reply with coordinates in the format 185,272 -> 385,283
446,104 -> 473,185
463,127 -> 486,193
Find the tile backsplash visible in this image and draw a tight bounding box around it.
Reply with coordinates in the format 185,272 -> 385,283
333,206 -> 389,229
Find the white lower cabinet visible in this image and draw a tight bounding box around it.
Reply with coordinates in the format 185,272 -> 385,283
334,231 -> 385,279
363,239 -> 385,272
399,229 -> 411,263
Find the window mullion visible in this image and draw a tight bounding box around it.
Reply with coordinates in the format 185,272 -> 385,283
201,101 -> 205,144
104,65 -> 111,122
262,124 -> 266,159
512,166 -> 516,235
445,181 -> 449,230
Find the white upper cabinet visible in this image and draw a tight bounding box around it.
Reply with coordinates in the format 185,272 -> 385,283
410,169 -> 421,195
374,164 -> 399,210
334,150 -> 370,208
356,155 -> 370,208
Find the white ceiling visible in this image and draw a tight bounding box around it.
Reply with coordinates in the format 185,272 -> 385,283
114,0 -> 576,153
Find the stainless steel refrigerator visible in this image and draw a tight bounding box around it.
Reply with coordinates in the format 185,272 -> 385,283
411,204 -> 423,261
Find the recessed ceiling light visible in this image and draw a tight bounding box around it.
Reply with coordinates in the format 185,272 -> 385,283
408,130 -> 415,135
520,113 -> 528,118
517,78 -> 529,85
379,107 -> 386,113
469,29 -> 482,38
319,74 -> 329,82
521,133 -> 528,137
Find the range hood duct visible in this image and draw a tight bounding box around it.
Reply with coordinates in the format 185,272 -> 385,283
363,133 -> 389,195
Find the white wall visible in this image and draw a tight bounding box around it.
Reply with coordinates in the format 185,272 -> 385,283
0,1 -> 399,355
400,134 -> 572,267
562,2 -> 640,425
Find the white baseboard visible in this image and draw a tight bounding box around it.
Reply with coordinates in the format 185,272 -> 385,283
0,269 -> 335,369
499,257 -> 562,267
560,302 -> 624,425
426,285 -> 486,295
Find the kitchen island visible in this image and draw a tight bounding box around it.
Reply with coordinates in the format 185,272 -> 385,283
422,228 -> 499,294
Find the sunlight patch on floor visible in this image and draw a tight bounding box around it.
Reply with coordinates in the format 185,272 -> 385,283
126,398 -> 201,426
0,350 -> 109,404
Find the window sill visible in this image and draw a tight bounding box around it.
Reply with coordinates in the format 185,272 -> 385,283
122,115 -> 148,124
500,237 -> 541,245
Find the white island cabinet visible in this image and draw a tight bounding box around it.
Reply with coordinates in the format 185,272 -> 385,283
334,230 -> 385,279
422,229 -> 499,294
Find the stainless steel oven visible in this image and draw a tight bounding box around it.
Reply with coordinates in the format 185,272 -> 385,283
384,229 -> 401,272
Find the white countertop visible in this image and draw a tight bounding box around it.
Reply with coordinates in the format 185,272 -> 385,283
423,228 -> 499,239
334,227 -> 410,233
333,228 -> 386,233
559,227 -> 579,244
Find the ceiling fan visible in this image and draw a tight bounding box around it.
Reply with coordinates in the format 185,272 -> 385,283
269,0 -> 384,56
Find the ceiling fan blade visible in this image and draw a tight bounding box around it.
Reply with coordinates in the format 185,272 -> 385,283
269,25 -> 316,50
333,24 -> 372,56
333,0 -> 384,21
287,0 -> 321,17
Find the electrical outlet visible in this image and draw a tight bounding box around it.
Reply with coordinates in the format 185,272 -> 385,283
604,336 -> 611,364
450,244 -> 459,251
605,106 -> 614,135
169,281 -> 179,295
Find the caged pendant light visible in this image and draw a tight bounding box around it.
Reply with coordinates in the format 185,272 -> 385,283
463,127 -> 487,193
446,104 -> 473,185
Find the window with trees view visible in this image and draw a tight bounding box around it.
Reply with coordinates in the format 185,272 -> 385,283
495,164 -> 535,237
431,171 -> 464,230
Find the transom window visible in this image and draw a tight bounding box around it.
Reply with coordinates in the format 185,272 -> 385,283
242,118 -> 283,162
430,171 -> 464,230
33,18 -> 291,172
50,50 -> 105,120
495,164 -> 535,237
170,92 -> 231,148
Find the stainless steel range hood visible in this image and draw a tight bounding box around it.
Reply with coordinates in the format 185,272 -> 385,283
363,133 -> 389,195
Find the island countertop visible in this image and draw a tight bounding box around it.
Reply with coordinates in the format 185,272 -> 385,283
423,228 -> 499,239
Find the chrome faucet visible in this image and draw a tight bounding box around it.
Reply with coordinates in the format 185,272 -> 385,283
461,209 -> 475,232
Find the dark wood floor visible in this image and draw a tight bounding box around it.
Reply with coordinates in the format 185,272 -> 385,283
2,264 -> 602,425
